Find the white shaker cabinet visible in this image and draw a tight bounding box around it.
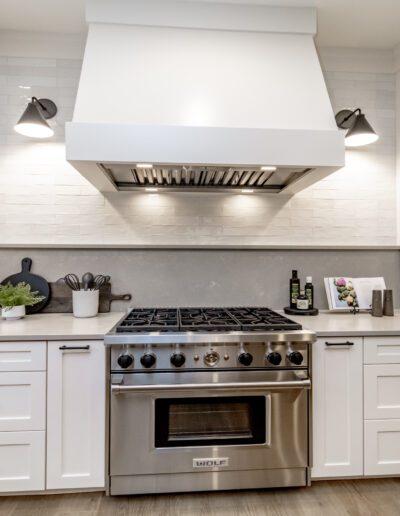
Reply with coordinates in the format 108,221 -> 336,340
46,340 -> 105,490
312,337 -> 363,478
363,337 -> 400,476
0,341 -> 46,493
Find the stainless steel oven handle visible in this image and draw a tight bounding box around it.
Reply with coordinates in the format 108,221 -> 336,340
111,378 -> 311,394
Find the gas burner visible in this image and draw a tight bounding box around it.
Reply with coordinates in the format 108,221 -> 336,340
179,308 -> 241,332
227,307 -> 302,331
116,308 -> 179,333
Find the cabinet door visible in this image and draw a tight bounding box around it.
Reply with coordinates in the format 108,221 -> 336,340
365,419 -> 400,475
0,431 -> 45,492
46,340 -> 105,490
0,342 -> 46,372
0,372 -> 46,431
364,364 -> 400,419
364,337 -> 400,364
312,337 -> 363,478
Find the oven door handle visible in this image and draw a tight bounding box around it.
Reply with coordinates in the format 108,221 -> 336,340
111,378 -> 311,394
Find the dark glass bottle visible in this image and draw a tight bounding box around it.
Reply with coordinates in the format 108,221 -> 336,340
290,270 -> 300,308
305,276 -> 314,309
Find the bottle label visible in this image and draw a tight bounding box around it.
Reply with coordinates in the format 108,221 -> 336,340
305,288 -> 312,305
291,284 -> 300,304
297,298 -> 309,310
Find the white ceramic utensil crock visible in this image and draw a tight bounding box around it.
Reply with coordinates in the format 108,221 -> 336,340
72,290 -> 99,318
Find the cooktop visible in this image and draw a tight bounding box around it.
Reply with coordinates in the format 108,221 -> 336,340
115,307 -> 302,333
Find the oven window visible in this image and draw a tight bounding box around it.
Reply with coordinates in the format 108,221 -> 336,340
155,396 -> 266,447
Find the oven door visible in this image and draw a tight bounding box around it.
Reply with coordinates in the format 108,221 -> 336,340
109,370 -> 310,477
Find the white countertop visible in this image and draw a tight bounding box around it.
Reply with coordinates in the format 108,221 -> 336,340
288,310 -> 400,337
0,312 -> 124,341
1,310 -> 400,341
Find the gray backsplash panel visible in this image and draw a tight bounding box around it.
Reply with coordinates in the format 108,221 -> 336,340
0,249 -> 398,311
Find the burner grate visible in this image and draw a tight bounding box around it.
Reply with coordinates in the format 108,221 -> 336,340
116,308 -> 179,332
179,308 -> 241,332
227,307 -> 302,331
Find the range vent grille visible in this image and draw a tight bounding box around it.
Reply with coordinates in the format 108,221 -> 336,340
98,164 -> 313,193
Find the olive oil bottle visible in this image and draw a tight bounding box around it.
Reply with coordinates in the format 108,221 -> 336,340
305,276 -> 314,309
290,270 -> 300,308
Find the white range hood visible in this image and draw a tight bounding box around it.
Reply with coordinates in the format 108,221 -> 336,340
66,0 -> 344,194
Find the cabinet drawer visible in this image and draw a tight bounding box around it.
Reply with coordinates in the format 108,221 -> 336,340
364,419 -> 400,476
364,364 -> 400,419
0,342 -> 46,372
0,431 -> 45,492
0,372 -> 46,431
364,337 -> 400,364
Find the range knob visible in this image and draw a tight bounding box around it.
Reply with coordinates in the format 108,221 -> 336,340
117,353 -> 133,369
267,351 -> 282,366
170,352 -> 186,368
140,353 -> 156,368
288,351 -> 303,365
238,352 -> 253,366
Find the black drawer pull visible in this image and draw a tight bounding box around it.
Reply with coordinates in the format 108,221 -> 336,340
59,345 -> 90,351
325,341 -> 354,347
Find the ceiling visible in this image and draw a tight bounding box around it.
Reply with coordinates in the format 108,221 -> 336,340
1,0 -> 400,49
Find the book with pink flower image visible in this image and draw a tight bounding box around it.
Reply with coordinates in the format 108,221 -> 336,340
324,277 -> 386,311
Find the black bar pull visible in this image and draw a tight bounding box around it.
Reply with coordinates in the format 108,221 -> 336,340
325,341 -> 354,347
59,345 -> 90,351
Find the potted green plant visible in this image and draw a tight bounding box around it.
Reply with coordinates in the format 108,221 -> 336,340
0,282 -> 45,320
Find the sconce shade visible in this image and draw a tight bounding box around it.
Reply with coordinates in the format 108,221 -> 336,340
335,109 -> 379,148
14,98 -> 57,138
344,113 -> 379,147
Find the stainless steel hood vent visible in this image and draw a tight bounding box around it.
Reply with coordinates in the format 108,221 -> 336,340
100,164 -> 312,193
66,0 -> 345,195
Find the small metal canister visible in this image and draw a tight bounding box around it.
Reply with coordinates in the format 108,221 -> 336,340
371,290 -> 383,317
383,289 -> 394,316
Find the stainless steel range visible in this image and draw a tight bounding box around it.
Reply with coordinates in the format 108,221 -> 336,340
105,307 -> 315,496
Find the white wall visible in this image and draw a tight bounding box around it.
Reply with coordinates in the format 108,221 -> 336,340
0,33 -> 396,246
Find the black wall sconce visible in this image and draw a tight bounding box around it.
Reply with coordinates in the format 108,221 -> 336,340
14,97 -> 57,138
335,108 -> 378,147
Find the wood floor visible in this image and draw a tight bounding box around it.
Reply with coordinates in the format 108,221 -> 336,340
0,479 -> 399,516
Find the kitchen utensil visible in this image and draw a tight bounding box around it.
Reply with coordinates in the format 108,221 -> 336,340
371,290 -> 383,317
82,272 -> 94,291
42,280 -> 131,313
72,290 -> 99,318
92,275 -> 107,291
383,289 -> 394,316
99,283 -> 131,311
64,273 -> 81,291
1,257 -> 50,314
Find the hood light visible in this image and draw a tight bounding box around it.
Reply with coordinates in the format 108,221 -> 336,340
241,189 -> 254,193
335,108 -> 379,147
260,166 -> 277,171
14,97 -> 57,139
145,187 -> 158,192
136,163 -> 153,169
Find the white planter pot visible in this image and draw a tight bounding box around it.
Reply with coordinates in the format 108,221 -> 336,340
2,305 -> 26,320
72,290 -> 99,318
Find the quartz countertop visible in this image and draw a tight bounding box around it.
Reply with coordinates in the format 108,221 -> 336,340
288,310 -> 400,337
0,312 -> 124,341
